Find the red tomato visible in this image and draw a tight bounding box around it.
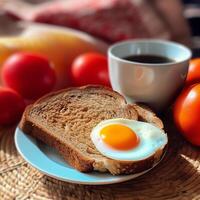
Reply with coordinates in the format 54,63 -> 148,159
173,84 -> 200,146
71,53 -> 110,86
2,52 -> 56,100
0,87 -> 25,125
186,58 -> 200,85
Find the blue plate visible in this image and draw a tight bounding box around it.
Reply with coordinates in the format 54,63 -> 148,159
15,127 -> 160,185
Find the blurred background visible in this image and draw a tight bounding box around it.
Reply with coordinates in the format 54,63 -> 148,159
0,0 -> 199,56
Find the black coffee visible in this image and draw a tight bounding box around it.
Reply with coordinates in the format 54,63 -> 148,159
123,55 -> 174,64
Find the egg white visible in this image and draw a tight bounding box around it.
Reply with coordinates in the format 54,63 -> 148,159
91,118 -> 168,161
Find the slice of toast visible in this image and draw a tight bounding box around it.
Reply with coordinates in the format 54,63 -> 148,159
19,85 -> 165,175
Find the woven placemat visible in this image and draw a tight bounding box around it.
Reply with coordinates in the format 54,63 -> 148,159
0,113 -> 200,200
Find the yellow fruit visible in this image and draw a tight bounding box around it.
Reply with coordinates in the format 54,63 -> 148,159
0,28 -> 108,88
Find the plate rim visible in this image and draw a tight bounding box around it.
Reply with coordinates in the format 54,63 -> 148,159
14,127 -> 163,185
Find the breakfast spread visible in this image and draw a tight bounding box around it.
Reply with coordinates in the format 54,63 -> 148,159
19,86 -> 167,175
0,18 -> 199,185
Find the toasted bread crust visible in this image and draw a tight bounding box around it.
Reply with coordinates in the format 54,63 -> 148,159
20,107 -> 94,172
28,85 -> 131,108
19,85 -> 166,175
133,104 -> 164,129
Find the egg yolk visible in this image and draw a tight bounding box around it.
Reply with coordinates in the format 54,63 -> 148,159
100,124 -> 139,150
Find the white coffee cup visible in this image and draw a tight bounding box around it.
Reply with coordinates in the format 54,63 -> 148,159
108,39 -> 192,111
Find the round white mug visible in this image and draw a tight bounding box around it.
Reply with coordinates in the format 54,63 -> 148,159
108,39 -> 192,111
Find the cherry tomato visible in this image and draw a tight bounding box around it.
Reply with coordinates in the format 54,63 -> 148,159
71,53 -> 110,86
0,87 -> 25,125
2,52 -> 56,100
173,84 -> 200,146
186,58 -> 200,85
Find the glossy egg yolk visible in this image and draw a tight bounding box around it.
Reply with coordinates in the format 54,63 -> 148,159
100,124 -> 139,150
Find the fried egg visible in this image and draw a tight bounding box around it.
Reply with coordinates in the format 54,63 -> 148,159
91,118 -> 168,161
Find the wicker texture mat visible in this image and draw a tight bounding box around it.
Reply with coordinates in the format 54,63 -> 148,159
0,114 -> 200,200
